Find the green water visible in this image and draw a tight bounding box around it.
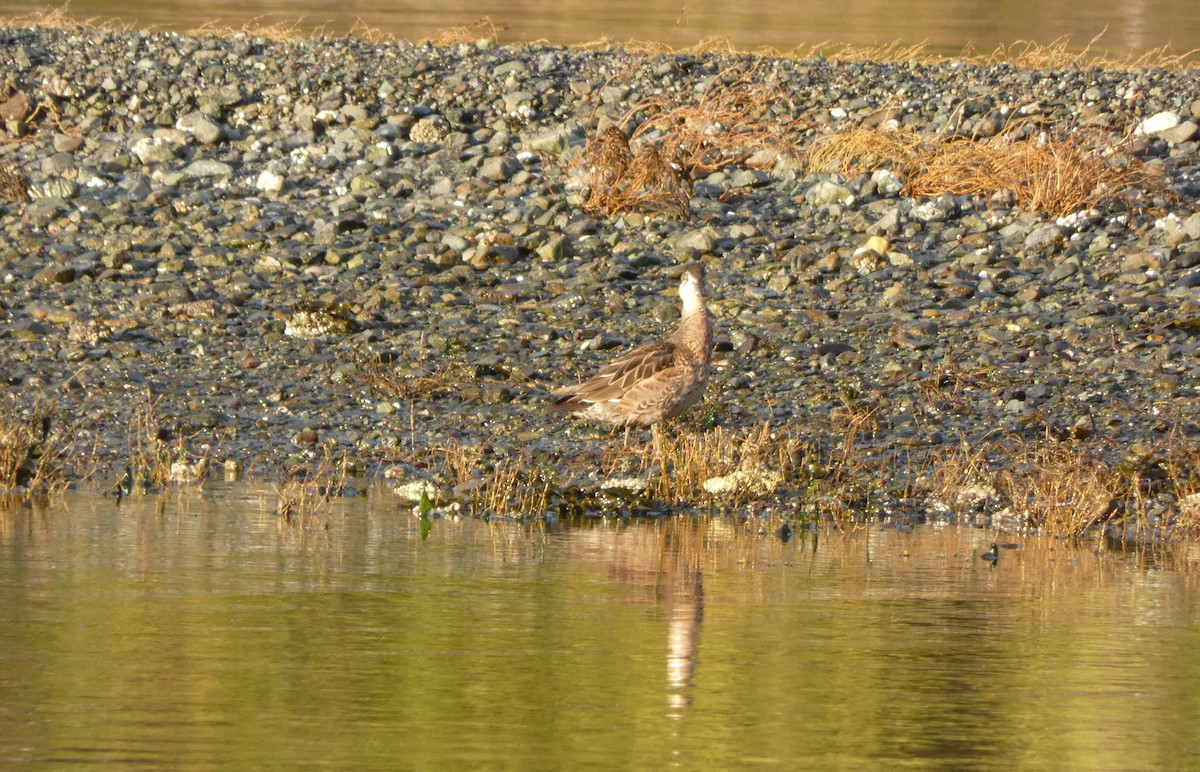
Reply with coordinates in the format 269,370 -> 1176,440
2,484 -> 1199,768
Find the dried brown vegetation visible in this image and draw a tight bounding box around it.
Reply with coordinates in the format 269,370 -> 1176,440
0,400 -> 64,505
638,422 -> 805,505
421,17 -> 506,46
428,439 -> 554,520
962,31 -> 1200,72
804,124 -> 1167,216
187,18 -> 306,41
275,450 -> 348,526
125,391 -> 211,490
354,349 -> 463,402
2,4 -> 101,31
575,66 -> 801,217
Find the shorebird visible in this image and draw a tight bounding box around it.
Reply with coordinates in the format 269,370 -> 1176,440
549,263 -> 713,450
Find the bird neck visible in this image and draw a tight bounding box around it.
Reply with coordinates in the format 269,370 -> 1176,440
675,305 -> 712,361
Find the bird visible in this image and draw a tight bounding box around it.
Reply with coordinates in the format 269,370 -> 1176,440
549,262 -> 713,452
980,543 -> 1000,563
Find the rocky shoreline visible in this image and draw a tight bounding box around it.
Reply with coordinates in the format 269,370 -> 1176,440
1,24 -> 1198,526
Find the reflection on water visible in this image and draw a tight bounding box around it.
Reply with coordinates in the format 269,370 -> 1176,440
0,0 -> 1197,56
2,484 -> 1200,767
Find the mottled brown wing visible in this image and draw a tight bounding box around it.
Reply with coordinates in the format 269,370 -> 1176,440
552,341 -> 677,406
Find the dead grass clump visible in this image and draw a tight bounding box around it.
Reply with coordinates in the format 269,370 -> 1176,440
354,350 -> 462,402
0,399 -> 64,505
965,31 -> 1200,73
996,444 -> 1132,537
187,17 -> 305,41
433,439 -> 553,519
577,125 -> 692,217
472,462 -> 554,519
576,65 -> 800,217
2,4 -> 99,31
275,450 -> 348,526
125,391 -> 211,491
422,17 -> 507,46
804,124 -> 1165,217
823,40 -> 933,64
638,422 -> 804,505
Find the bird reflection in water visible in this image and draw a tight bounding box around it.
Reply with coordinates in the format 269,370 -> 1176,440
665,559 -> 704,718
560,517 -> 710,720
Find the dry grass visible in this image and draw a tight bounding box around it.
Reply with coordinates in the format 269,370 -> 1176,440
2,4 -> 101,30
576,125 -> 692,217
431,439 -> 554,519
994,444 -> 1128,537
275,449 -> 348,526
472,462 -> 554,519
421,17 -> 507,46
917,429 -> 1200,538
124,391 -> 211,491
0,399 -> 65,506
625,422 -> 804,506
575,65 -> 801,218
804,124 -> 1167,216
186,17 -> 307,41
963,31 -> 1200,72
354,348 -> 463,402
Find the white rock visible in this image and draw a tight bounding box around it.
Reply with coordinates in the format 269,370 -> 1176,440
131,136 -> 179,164
600,476 -> 647,495
256,170 -> 285,194
1136,111 -> 1181,136
702,468 -> 783,497
393,480 -> 441,504
871,169 -> 905,196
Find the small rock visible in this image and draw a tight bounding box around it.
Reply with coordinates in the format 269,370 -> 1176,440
184,160 -> 234,178
479,155 -> 519,182
1024,224 -> 1066,253
176,111 -> 227,144
131,137 -> 180,164
804,180 -> 854,207
1136,111 -> 1181,136
256,170 -> 285,194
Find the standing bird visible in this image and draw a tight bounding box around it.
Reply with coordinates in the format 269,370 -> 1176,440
549,263 -> 713,451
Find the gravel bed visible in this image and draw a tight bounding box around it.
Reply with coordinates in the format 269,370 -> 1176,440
1,25 -> 1198,523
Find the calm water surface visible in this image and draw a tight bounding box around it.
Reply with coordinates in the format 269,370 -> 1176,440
2,483 -> 1200,767
0,0 -> 1198,57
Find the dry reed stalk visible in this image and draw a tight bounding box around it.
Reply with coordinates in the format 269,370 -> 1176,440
422,17 -> 506,46
185,17 -> 306,39
638,422 -> 802,505
275,449 -> 347,525
0,399 -> 64,505
993,442 -> 1128,536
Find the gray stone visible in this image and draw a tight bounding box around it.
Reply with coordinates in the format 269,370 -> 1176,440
804,180 -> 854,207
1024,224 -> 1066,253
131,137 -> 181,164
479,156 -> 519,182
176,111 -> 227,144
183,159 -> 234,178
